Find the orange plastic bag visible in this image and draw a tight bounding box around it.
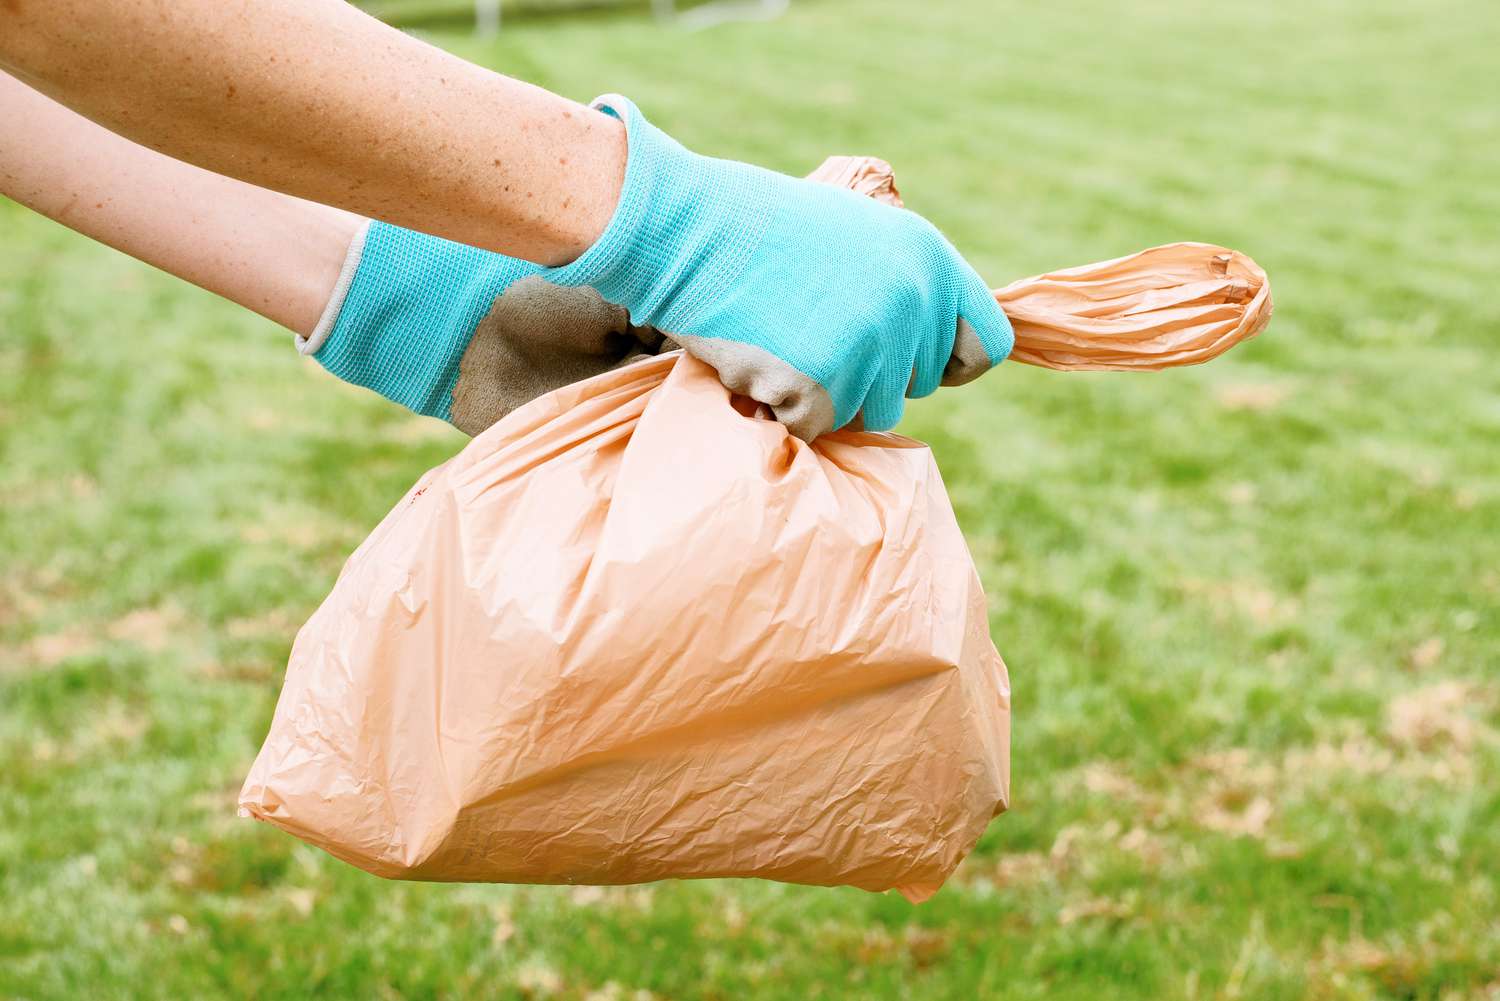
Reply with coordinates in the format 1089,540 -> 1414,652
239,157 -> 1271,900
240,352 -> 1009,901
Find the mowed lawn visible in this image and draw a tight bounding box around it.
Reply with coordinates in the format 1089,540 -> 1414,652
2,0 -> 1497,998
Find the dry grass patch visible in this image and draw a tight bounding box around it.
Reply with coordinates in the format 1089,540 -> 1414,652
1215,382 -> 1292,412
106,604 -> 183,652
1178,576 -> 1302,629
1386,680 -> 1492,753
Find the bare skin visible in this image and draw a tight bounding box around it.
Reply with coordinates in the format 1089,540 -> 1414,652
0,0 -> 625,266
0,72 -> 356,335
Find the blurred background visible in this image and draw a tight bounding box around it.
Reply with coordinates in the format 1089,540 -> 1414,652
2,0 -> 1496,998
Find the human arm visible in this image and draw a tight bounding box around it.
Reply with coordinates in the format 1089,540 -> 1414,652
0,0 -> 624,265
0,69 -> 356,335
0,69 -> 644,431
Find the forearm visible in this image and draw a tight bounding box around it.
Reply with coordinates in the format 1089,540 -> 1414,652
0,0 -> 625,265
0,71 -> 357,335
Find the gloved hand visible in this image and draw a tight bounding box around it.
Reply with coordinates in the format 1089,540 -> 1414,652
305,99 -> 1012,441
301,220 -> 539,421
543,95 -> 1014,440
301,221 -> 667,433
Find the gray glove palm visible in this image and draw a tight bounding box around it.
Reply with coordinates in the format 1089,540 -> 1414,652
449,276 -> 672,435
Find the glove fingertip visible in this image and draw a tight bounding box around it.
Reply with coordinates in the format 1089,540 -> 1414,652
962,283 -> 1015,366
940,286 -> 1013,389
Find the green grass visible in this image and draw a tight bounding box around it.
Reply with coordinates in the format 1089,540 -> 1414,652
2,0 -> 1497,997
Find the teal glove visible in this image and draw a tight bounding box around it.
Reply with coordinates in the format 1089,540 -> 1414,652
302,220 -> 543,421
544,94 -> 1014,439
305,221 -> 670,433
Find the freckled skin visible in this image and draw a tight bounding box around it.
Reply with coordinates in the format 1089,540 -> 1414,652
0,71 -> 364,334
0,0 -> 626,265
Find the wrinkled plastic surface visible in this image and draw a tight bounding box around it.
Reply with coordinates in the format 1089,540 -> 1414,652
997,242 -> 1272,370
240,353 -> 1011,901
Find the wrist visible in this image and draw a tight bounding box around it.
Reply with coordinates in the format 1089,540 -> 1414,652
544,95 -> 732,325
552,108 -> 628,265
298,219 -> 372,356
